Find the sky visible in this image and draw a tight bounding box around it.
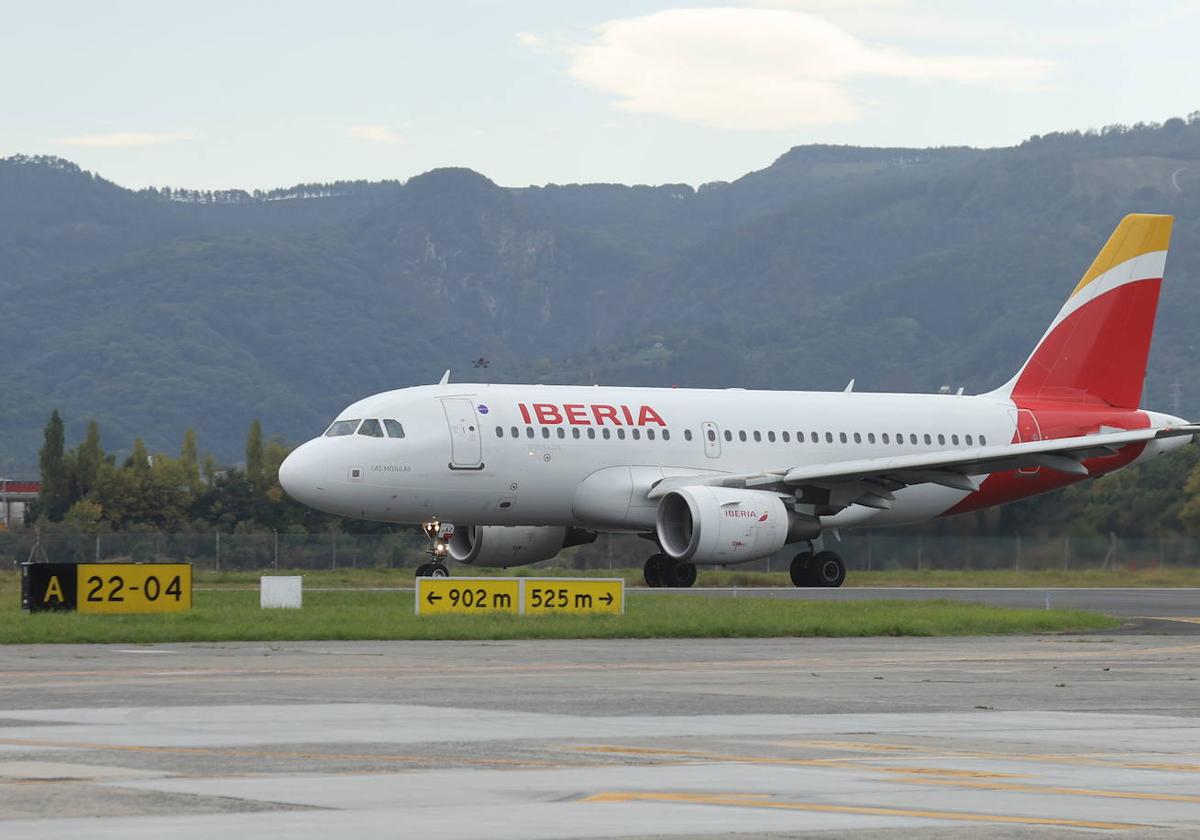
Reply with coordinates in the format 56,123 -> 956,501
3,0 -> 1199,191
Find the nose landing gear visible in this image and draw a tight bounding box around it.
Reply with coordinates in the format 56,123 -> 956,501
416,519 -> 452,578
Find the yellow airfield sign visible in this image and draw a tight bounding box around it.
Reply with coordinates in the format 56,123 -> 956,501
415,577 -> 623,616
21,563 -> 192,614
523,578 -> 623,615
416,578 -> 521,615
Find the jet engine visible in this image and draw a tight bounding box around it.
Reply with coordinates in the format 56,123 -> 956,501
655,486 -> 818,564
447,525 -> 594,568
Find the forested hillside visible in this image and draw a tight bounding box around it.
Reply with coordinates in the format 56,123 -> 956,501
3,115 -> 1200,472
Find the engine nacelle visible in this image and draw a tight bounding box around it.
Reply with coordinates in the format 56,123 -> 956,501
656,487 -> 814,564
447,525 -> 569,568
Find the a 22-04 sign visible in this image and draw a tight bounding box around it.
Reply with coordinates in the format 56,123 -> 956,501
22,563 -> 192,614
415,577 -> 623,616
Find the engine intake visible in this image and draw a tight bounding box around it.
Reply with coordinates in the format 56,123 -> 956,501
447,525 -> 575,568
656,486 -> 817,564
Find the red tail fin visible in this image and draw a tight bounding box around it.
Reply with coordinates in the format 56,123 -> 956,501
995,214 -> 1172,409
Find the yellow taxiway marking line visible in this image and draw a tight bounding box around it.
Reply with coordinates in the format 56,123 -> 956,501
0,738 -> 562,767
576,746 -> 1024,778
582,791 -> 1148,830
781,740 -> 1200,773
894,775 -> 1200,804
1150,616 -> 1200,625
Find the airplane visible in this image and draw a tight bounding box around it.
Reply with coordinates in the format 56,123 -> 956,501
279,214 -> 1198,587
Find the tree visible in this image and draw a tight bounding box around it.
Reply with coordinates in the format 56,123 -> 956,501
37,409 -> 69,520
180,427 -> 200,486
73,419 -> 104,498
245,420 -> 264,488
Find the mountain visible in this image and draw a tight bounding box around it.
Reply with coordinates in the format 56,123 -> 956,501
2,115 -> 1200,472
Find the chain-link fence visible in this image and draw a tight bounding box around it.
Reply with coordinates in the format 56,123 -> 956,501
4,529 -> 1200,573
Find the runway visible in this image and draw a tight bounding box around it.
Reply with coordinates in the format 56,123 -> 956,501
655,586 -> 1200,618
3,630 -> 1200,838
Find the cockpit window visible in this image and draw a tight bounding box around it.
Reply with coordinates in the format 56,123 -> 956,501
383,419 -> 405,438
358,419 -> 385,438
325,419 -> 361,437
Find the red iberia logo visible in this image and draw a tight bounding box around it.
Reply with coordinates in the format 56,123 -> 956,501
518,402 -> 666,427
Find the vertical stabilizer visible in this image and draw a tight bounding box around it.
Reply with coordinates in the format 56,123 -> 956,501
992,214 -> 1172,408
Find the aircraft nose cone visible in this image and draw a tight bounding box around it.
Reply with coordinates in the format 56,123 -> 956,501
278,440 -> 326,505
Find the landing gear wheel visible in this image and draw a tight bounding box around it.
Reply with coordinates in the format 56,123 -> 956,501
644,554 -> 665,588
812,551 -> 846,588
789,551 -> 815,587
429,563 -> 450,578
660,560 -> 697,588
415,563 -> 433,577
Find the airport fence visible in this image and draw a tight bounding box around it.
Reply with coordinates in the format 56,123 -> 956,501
3,529 -> 1200,573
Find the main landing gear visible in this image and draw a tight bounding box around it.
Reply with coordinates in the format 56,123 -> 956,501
416,519 -> 452,578
789,548 -> 846,588
644,553 -> 697,588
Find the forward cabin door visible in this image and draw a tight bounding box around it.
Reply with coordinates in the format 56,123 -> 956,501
701,421 -> 721,458
442,398 -> 483,469
1012,408 -> 1042,475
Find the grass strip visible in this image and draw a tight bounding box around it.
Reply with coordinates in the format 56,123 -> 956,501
0,586 -> 1117,644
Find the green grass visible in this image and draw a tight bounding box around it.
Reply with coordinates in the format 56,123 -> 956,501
0,572 -> 1117,643
189,566 -> 1200,590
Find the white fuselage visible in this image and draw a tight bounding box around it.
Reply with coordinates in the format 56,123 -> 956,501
278,383 -> 1181,536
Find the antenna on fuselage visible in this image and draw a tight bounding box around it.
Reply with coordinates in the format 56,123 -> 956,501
843,379 -> 855,393
438,370 -> 450,385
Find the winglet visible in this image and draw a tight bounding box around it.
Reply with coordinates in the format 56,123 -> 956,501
438,370 -> 450,385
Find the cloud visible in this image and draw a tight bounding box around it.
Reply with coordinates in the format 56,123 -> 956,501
515,31 -> 546,47
563,8 -> 1054,131
344,125 -> 406,145
51,131 -> 193,148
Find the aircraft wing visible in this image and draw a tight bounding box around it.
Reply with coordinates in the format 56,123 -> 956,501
647,424 -> 1200,512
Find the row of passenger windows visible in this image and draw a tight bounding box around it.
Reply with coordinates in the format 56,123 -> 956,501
498,425 -> 671,441
495,425 -> 986,448
704,429 -> 987,447
325,418 -> 406,438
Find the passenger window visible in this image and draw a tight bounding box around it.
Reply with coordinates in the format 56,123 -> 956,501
853,432 -> 861,444
882,433 -> 889,444
739,431 -> 747,442
632,429 -> 641,440
951,434 -> 959,445
587,428 -> 596,439
383,419 -> 406,438
867,433 -> 875,444
768,431 -> 776,443
510,426 -> 519,438
909,434 -> 918,445
753,431 -> 762,442
526,427 -> 534,439
325,419 -> 360,437
725,430 -> 733,442
966,434 -> 974,446
557,428 -> 565,439
601,428 -> 609,439
980,434 -> 987,446
495,426 -> 503,438
825,432 -> 833,443
358,419 -> 385,438
542,427 -> 550,439
647,429 -> 655,440
572,428 -> 580,439
782,431 -> 790,443
896,434 -> 904,445
811,431 -> 819,443
839,432 -> 847,443
706,429 -> 716,442
923,434 -> 931,445
663,430 -> 670,441
685,429 -> 693,441
617,429 -> 626,440
938,434 -> 945,445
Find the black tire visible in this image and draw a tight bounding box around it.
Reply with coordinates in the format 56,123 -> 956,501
813,551 -> 846,587
430,563 -> 450,578
660,560 -> 697,588
644,554 -> 664,587
415,563 -> 432,577
789,551 -> 815,587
